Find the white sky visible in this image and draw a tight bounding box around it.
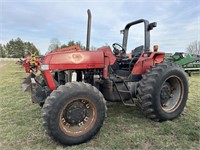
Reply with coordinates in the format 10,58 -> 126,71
0,0 -> 200,54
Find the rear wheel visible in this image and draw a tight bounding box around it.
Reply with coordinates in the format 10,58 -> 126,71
137,62 -> 188,121
42,82 -> 107,145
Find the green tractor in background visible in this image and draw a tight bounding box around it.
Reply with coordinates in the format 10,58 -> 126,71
165,52 -> 200,76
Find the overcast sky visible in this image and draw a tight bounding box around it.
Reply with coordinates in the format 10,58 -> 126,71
0,0 -> 199,54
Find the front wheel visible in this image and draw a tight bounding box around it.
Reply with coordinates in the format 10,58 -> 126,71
137,62 -> 188,121
42,82 -> 107,145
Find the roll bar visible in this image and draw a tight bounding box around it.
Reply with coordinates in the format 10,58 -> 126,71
121,19 -> 157,52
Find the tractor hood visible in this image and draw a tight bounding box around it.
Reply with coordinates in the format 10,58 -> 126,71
41,50 -> 105,70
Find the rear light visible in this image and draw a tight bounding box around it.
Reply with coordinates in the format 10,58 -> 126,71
153,45 -> 158,52
41,64 -> 49,71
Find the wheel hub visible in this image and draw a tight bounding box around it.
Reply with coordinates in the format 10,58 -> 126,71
160,76 -> 183,112
160,82 -> 172,105
64,101 -> 87,125
59,98 -> 98,137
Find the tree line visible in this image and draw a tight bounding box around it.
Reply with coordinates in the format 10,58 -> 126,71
47,38 -> 86,53
0,37 -> 199,58
47,38 -> 97,53
0,38 -> 39,58
0,37 -> 96,58
186,40 -> 200,55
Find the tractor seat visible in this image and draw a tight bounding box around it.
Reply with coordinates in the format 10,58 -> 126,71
111,45 -> 144,77
131,45 -> 143,59
121,45 -> 143,63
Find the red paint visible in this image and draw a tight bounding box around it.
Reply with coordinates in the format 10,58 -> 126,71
22,56 -> 40,73
52,46 -> 81,53
43,71 -> 56,90
42,46 -> 116,71
98,46 -> 116,65
43,50 -> 105,70
131,51 -> 165,75
98,46 -> 116,78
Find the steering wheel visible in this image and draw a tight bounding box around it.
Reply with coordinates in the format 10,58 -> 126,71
112,43 -> 124,55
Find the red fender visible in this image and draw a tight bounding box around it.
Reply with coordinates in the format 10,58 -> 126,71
131,52 -> 165,75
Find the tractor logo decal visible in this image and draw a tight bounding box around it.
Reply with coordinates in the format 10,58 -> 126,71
71,53 -> 83,64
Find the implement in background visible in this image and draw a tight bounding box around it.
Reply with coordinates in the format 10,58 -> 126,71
165,52 -> 200,76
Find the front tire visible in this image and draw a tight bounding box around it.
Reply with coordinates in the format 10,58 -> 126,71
137,62 -> 188,121
42,82 -> 107,145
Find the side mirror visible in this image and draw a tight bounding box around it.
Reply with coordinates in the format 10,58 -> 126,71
148,22 -> 157,31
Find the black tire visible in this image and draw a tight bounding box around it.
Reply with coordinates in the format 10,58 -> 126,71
42,82 -> 107,145
186,71 -> 192,77
39,102 -> 44,108
137,62 -> 188,121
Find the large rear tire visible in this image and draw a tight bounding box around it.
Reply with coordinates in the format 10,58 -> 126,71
137,62 -> 188,121
42,82 -> 107,145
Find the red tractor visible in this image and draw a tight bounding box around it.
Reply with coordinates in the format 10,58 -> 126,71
22,10 -> 188,145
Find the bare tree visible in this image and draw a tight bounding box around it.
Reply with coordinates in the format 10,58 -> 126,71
186,40 -> 200,55
48,38 -> 61,53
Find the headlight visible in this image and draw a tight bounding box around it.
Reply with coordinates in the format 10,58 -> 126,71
41,64 -> 49,71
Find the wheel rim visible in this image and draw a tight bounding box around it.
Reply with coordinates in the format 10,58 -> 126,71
160,76 -> 184,112
59,98 -> 97,137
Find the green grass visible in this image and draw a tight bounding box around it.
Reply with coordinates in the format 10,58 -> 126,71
0,61 -> 199,150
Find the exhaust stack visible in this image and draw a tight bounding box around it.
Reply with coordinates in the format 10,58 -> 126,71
86,9 -> 92,51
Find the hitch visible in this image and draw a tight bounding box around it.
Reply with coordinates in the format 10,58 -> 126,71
22,73 -> 35,92
22,73 -> 49,103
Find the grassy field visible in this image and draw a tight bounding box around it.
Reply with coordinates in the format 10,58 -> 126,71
0,61 -> 199,150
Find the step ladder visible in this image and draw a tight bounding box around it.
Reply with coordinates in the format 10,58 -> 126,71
112,78 -> 135,106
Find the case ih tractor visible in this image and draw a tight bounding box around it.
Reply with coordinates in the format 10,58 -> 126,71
22,10 -> 188,145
